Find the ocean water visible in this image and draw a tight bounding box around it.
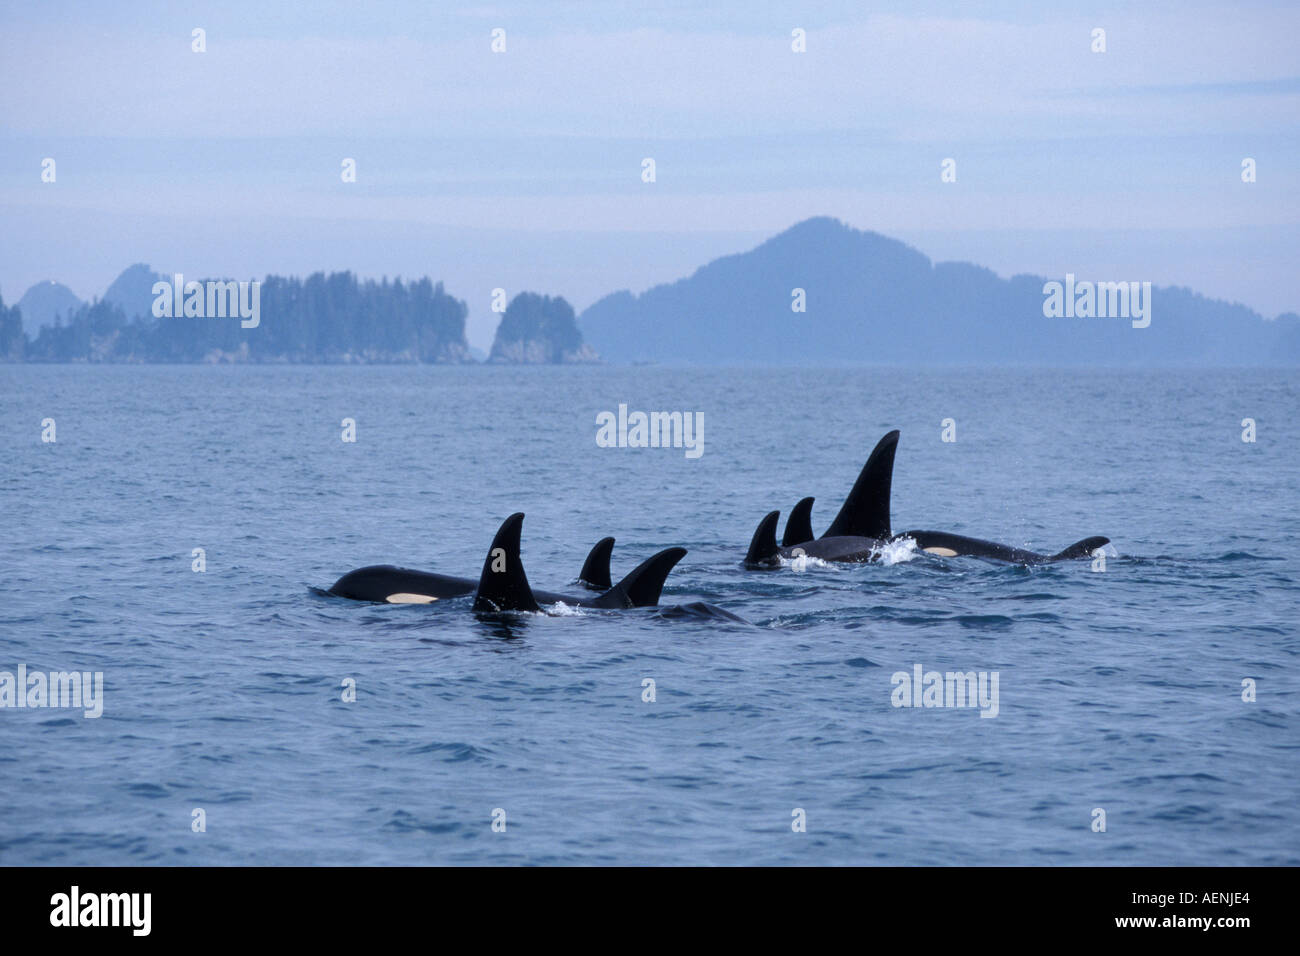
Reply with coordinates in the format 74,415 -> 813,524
0,364 -> 1296,866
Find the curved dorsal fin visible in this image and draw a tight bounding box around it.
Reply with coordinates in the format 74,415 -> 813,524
782,497 -> 816,547
1052,536 -> 1110,561
744,510 -> 781,566
822,430 -> 899,540
588,547 -> 687,608
578,536 -> 615,590
472,513 -> 540,612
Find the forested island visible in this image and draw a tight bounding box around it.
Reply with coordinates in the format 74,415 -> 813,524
0,266 -> 594,365
488,292 -> 598,364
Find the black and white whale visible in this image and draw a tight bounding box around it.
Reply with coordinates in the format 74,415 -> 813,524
745,430 -> 901,566
471,518 -> 752,620
653,601 -> 751,624
577,536 -> 616,590
472,514 -> 687,612
331,520 -> 684,609
745,430 -> 1109,567
896,530 -> 1108,564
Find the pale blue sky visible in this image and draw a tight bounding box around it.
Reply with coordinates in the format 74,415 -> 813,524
2,1 -> 1296,348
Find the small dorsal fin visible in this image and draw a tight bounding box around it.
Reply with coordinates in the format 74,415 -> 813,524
588,547 -> 687,608
783,497 -> 815,547
578,536 -> 615,590
822,430 -> 898,540
744,510 -> 781,567
472,513 -> 540,613
1052,536 -> 1110,561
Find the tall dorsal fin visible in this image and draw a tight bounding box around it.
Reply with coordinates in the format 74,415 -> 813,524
578,536 -> 615,590
587,547 -> 687,608
783,497 -> 816,547
822,429 -> 899,540
472,513 -> 540,613
744,510 -> 781,566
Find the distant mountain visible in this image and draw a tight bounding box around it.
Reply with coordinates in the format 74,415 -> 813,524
489,292 -> 598,364
579,217 -> 1300,365
103,263 -> 168,321
16,280 -> 83,337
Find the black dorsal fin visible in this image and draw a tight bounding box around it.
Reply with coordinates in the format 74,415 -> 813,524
1052,536 -> 1110,561
588,547 -> 687,608
783,497 -> 815,547
472,513 -> 540,613
822,429 -> 899,540
744,510 -> 781,567
578,536 -> 615,590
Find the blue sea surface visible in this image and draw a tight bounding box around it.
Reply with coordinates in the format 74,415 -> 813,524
0,365 -> 1296,865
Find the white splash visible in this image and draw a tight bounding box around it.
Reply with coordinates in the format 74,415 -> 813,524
546,601 -> 589,616
778,552 -> 836,572
873,536 -> 921,566
777,536 -> 922,570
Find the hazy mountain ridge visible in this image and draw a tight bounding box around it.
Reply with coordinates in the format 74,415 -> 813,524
102,263 -> 168,321
15,280 -> 83,337
579,217 -> 1300,365
3,220 -> 1294,364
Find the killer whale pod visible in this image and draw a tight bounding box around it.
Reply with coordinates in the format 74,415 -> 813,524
330,524 -> 684,608
747,429 -> 1110,567
472,514 -> 687,613
745,430 -> 900,567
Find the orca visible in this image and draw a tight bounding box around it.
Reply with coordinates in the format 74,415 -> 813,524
330,534 -> 626,603
746,429 -> 1109,567
745,430 -> 900,567
472,513 -> 686,612
653,601 -> 751,624
577,536 -> 615,590
329,565 -> 475,604
575,534 -> 749,622
470,517 -> 749,621
782,497 -> 816,548
330,524 -> 684,608
900,530 -> 1110,564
